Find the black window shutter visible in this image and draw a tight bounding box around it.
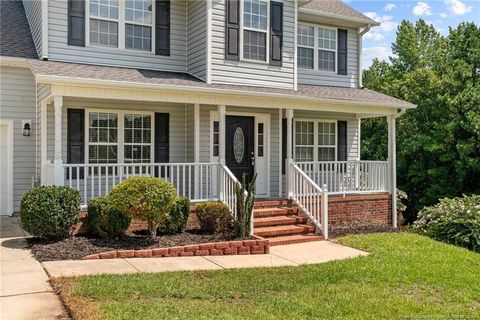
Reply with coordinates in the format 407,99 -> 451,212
225,0 -> 240,60
155,0 -> 170,56
67,109 -> 85,179
270,1 -> 283,66
155,113 -> 169,163
337,29 -> 347,75
68,0 -> 85,46
337,121 -> 348,161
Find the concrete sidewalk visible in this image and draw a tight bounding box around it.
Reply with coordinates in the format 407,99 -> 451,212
0,217 -> 68,320
42,241 -> 368,277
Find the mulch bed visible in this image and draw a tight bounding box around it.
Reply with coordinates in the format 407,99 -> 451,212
29,231 -> 249,262
329,220 -> 397,238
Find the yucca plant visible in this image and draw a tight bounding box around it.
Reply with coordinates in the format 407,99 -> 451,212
234,174 -> 257,238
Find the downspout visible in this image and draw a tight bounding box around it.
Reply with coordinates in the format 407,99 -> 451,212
358,24 -> 371,88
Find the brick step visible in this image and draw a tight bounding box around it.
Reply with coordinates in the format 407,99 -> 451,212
267,234 -> 324,246
253,207 -> 299,218
254,199 -> 291,209
254,224 -> 315,238
254,216 -> 307,228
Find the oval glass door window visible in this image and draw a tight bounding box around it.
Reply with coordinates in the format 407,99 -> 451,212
233,127 -> 245,164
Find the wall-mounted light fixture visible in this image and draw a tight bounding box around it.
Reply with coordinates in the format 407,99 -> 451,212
22,120 -> 32,136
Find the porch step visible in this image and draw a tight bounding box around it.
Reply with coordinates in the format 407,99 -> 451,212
254,216 -> 307,228
267,234 -> 325,246
254,199 -> 292,209
254,224 -> 315,238
253,207 -> 299,218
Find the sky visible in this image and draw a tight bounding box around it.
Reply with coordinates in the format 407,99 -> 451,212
344,0 -> 480,69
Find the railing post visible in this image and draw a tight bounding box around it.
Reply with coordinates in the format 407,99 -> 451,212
53,96 -> 64,186
321,184 -> 328,239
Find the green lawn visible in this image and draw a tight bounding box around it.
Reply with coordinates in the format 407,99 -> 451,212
54,233 -> 480,320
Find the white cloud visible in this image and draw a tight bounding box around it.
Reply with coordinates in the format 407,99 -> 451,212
445,0 -> 472,15
413,2 -> 433,16
362,46 -> 394,69
440,12 -> 448,17
384,3 -> 397,12
363,12 -> 398,42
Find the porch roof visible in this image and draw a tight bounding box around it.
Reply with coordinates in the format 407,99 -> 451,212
28,59 -> 415,110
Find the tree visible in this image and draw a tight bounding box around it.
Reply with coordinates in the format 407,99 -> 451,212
362,20 -> 480,223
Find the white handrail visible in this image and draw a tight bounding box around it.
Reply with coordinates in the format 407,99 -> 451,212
296,160 -> 389,194
288,159 -> 328,239
63,162 -> 218,205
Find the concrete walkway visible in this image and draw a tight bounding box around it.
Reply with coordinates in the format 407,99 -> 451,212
0,217 -> 68,320
43,241 -> 368,277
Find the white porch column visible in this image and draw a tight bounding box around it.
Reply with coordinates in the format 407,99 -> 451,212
40,101 -> 48,185
286,109 -> 293,197
53,96 -> 64,186
388,115 -> 397,228
194,104 -> 200,198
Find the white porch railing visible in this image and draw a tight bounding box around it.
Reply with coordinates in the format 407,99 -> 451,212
63,162 -> 218,205
288,160 -> 328,239
296,161 -> 389,194
218,164 -> 239,220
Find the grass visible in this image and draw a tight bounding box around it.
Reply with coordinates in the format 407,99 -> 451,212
53,233 -> 480,320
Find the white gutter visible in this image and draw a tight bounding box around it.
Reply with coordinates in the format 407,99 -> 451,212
358,24 -> 371,88
298,8 -> 380,27
34,74 -> 416,110
0,56 -> 29,68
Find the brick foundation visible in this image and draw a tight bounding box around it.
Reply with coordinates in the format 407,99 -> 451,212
328,193 -> 392,225
83,238 -> 269,260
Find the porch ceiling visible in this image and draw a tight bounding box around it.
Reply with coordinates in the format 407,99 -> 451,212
29,59 -> 415,115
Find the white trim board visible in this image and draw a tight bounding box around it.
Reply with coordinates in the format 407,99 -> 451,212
0,120 -> 14,215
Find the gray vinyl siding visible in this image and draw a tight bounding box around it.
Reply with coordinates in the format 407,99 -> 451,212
187,0 -> 207,81
298,25 -> 359,88
23,0 -> 43,57
0,66 -> 37,211
210,0 -> 295,89
186,104 -> 195,162
47,0 -> 188,72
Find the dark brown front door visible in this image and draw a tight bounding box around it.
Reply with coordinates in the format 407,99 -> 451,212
226,116 -> 255,183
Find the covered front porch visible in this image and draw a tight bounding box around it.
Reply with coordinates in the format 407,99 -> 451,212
32,60 -> 412,240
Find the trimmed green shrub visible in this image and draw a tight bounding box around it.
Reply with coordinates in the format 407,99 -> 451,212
19,186 -> 81,239
196,201 -> 232,234
87,197 -> 131,238
109,176 -> 178,239
158,197 -> 191,235
413,194 -> 480,252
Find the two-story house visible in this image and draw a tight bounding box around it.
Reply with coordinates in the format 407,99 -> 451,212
0,0 -> 414,243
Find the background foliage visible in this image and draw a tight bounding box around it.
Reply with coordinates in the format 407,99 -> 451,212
362,20 -> 480,223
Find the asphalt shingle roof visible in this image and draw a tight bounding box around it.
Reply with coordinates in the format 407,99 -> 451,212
0,0 -> 38,59
27,59 -> 414,109
300,0 -> 377,24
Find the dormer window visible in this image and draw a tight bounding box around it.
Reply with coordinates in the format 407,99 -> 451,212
242,0 -> 269,62
87,0 -> 153,52
297,23 -> 337,73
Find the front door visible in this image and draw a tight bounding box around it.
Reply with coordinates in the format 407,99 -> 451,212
226,116 -> 255,183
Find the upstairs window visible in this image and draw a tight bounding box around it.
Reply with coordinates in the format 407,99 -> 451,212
297,24 -> 337,72
88,0 -> 153,52
242,0 -> 269,62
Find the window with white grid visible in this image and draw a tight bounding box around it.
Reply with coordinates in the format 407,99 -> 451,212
125,0 -> 153,51
295,121 -> 314,162
124,114 -> 152,163
212,121 -> 219,157
89,0 -> 119,48
88,112 -> 118,164
297,24 -> 314,69
243,0 -> 268,61
318,27 -> 336,72
318,122 -> 336,161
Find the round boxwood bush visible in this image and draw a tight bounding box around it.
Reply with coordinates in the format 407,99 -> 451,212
20,186 -> 81,239
87,196 -> 131,238
109,176 -> 178,239
413,194 -> 480,252
195,201 -> 232,234
158,197 -> 191,235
